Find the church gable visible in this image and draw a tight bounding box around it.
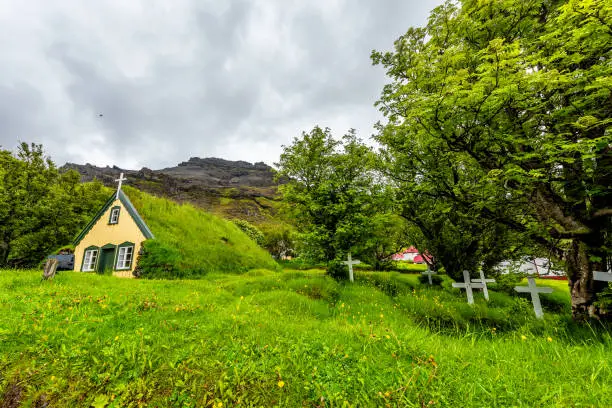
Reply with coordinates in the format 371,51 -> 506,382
73,190 -> 154,247
73,179 -> 154,277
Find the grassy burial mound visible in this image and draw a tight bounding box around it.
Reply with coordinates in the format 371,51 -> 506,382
123,186 -> 279,278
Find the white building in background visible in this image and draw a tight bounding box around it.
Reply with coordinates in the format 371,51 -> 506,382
496,257 -> 565,277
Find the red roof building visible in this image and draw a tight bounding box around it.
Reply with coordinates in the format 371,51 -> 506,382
392,246 -> 431,263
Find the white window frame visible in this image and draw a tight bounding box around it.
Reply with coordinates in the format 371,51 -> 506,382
109,208 -> 120,224
116,245 -> 134,270
82,249 -> 98,272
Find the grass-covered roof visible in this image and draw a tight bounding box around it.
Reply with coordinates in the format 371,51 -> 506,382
122,186 -> 279,278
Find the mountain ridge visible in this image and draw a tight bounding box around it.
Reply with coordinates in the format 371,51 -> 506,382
61,157 -> 283,223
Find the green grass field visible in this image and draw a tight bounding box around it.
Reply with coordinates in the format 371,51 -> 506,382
1,270 -> 610,407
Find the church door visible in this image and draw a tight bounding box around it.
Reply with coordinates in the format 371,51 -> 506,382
98,246 -> 116,274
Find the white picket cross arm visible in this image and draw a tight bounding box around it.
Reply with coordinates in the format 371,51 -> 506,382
471,270 -> 495,301
452,270 -> 484,305
593,270 -> 612,282
514,276 -> 553,319
422,268 -> 437,285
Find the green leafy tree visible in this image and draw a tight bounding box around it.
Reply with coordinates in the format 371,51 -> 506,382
232,219 -> 265,246
372,0 -> 611,318
276,127 -> 386,269
0,143 -> 108,267
377,148 -> 531,279
357,212 -> 411,271
260,223 -> 296,259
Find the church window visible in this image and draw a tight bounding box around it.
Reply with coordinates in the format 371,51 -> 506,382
116,245 -> 134,270
109,207 -> 121,224
82,249 -> 98,272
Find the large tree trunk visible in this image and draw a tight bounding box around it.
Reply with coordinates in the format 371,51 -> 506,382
566,239 -> 609,320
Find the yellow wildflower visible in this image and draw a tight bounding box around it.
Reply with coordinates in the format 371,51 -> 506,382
547,337 -> 553,342
521,335 -> 527,341
278,380 -> 285,388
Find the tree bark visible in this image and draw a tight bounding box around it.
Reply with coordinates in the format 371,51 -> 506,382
566,239 -> 609,320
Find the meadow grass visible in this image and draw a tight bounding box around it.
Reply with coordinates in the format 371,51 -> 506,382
0,269 -> 610,407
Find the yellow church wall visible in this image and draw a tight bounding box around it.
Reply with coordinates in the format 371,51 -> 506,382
73,198 -> 147,278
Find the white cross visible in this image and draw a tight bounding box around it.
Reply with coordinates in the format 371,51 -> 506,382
342,252 -> 360,282
422,268 -> 437,285
452,270 -> 484,305
514,276 -> 553,319
471,270 -> 496,301
115,172 -> 127,199
593,270 -> 612,282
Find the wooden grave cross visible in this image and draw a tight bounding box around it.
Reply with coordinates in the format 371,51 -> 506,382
422,268 -> 437,285
593,270 -> 612,282
115,172 -> 127,199
514,276 -> 553,319
342,252 -> 360,283
42,258 -> 59,280
471,270 -> 496,301
452,270 -> 484,305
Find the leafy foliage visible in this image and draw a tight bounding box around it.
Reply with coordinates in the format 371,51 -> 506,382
357,213 -> 411,271
326,260 -> 349,282
372,0 -> 612,317
276,126 -> 395,268
489,272 -> 528,296
259,222 -> 296,259
0,143 -> 108,267
232,219 -> 265,246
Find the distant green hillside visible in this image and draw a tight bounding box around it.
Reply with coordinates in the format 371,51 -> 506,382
123,186 -> 279,278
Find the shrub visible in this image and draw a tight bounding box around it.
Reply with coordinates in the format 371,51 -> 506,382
490,272 -> 526,295
326,260 -> 349,281
232,219 -> 265,246
259,223 -> 296,259
594,283 -> 612,311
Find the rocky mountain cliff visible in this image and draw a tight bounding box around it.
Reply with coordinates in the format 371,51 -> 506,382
61,157 -> 283,222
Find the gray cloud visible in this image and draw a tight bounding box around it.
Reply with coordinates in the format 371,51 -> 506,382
0,0 -> 443,169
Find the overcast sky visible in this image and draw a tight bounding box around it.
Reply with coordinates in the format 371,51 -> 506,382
0,0 -> 442,169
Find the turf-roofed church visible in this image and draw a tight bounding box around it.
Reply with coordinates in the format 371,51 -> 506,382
73,173 -> 154,277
